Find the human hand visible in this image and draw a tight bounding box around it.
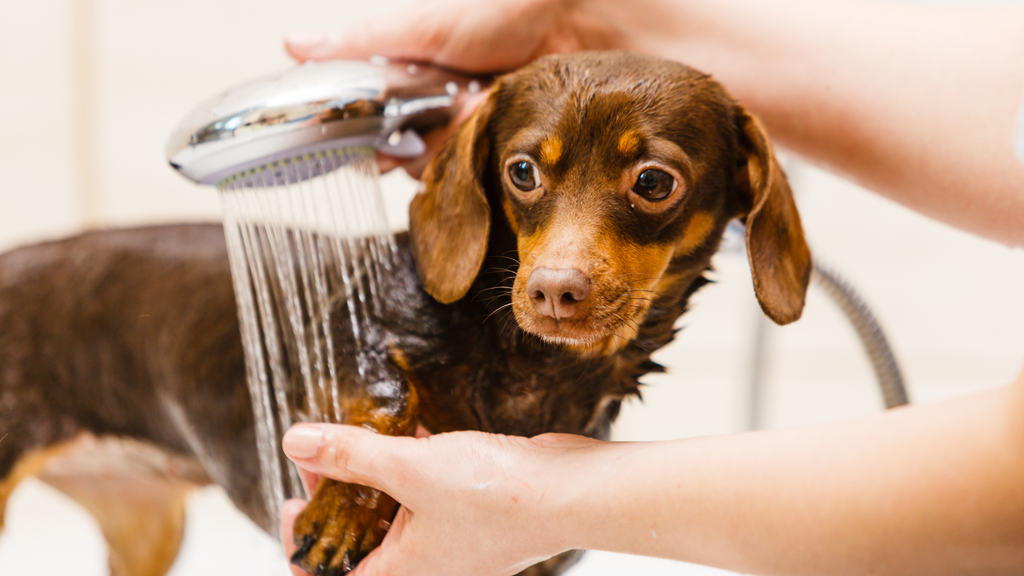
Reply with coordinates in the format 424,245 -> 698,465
278,423 -> 603,576
283,0 -> 628,177
284,0 -> 624,74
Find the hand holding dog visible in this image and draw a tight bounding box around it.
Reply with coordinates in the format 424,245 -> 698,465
280,374 -> 1024,576
279,424 -> 602,576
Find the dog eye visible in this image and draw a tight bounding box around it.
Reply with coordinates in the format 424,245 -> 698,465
633,169 -> 676,201
509,161 -> 540,191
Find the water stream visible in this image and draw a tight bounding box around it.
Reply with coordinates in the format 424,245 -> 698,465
217,147 -> 394,532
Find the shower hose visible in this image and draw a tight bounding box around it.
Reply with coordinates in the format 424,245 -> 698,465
724,221 -> 910,411
810,259 -> 909,409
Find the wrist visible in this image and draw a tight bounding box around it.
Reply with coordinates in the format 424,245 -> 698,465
524,434 -> 622,555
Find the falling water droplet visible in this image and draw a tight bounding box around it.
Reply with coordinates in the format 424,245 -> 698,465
445,81 -> 459,96
218,149 -> 395,531
468,80 -> 481,94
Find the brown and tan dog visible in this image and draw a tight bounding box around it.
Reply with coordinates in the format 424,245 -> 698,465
0,51 -> 809,576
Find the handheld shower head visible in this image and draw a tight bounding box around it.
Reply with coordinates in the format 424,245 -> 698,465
166,59 -> 481,186
167,60 -> 484,524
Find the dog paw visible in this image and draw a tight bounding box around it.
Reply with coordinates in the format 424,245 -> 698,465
290,479 -> 398,576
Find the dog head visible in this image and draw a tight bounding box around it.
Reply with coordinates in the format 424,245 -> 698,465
410,52 -> 810,352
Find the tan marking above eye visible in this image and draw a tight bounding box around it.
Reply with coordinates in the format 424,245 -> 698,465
618,131 -> 641,156
676,211 -> 716,255
540,137 -> 563,166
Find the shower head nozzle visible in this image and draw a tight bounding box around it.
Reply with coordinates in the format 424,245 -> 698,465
167,60 -> 482,186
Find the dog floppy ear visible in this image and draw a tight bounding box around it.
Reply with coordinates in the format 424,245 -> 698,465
734,107 -> 811,325
409,88 -> 499,304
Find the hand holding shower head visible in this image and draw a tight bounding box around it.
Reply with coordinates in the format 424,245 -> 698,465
167,59 -> 482,186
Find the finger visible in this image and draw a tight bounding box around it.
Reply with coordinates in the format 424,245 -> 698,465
392,90 -> 489,179
297,467 -> 320,498
280,499 -> 310,576
284,30 -> 342,63
285,6 -> 444,64
401,157 -> 431,181
282,423 -> 416,497
396,116 -> 459,181
375,153 -> 402,174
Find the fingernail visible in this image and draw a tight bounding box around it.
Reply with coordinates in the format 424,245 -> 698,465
281,499 -> 308,516
283,426 -> 323,459
285,31 -> 329,50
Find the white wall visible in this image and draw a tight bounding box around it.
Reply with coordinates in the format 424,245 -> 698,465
0,0 -> 422,253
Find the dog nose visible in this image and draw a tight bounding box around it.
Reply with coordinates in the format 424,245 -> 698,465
526,267 -> 590,320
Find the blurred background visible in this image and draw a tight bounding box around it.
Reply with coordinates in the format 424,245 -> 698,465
1,0 -> 1022,574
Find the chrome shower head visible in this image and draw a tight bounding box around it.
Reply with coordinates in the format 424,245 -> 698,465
166,59 -> 481,186
165,60 -> 487,523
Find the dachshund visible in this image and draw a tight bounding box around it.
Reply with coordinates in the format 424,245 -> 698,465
0,51 -> 810,576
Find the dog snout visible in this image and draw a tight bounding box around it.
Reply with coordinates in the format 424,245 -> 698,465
526,267 -> 591,320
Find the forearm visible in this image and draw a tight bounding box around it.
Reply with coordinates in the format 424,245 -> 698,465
580,0 -> 1024,246
552,376 -> 1024,575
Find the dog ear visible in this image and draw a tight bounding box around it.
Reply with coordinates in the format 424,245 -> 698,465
734,106 -> 811,325
409,88 -> 499,304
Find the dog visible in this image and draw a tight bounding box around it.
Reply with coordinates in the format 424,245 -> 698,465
0,51 -> 810,576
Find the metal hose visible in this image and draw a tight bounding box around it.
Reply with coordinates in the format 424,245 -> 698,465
811,258 -> 910,409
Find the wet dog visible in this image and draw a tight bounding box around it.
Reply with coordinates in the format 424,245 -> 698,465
0,51 -> 810,576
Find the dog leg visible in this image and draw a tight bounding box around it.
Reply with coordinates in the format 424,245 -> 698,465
1,433 -> 209,576
0,437 -> 84,534
290,364 -> 418,576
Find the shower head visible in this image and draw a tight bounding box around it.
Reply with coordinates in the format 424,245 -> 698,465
166,59 -> 481,186
167,60 -> 487,524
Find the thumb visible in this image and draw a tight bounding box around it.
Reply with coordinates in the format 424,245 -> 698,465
282,423 -> 418,498
285,6 -> 444,63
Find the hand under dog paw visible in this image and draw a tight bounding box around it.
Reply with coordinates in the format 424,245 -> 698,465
288,479 -> 398,576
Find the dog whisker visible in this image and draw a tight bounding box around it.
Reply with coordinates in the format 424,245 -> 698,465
483,263 -> 520,274
483,302 -> 515,324
625,276 -> 663,285
475,285 -> 514,294
491,253 -> 522,266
